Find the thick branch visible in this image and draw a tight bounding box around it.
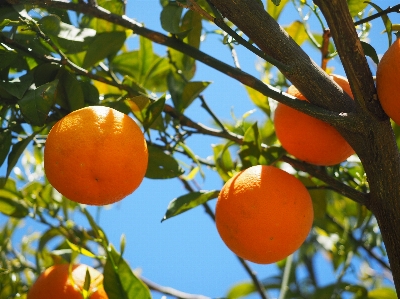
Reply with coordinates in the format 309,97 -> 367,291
6,0 -> 353,129
207,0 -> 357,116
314,0 -> 386,120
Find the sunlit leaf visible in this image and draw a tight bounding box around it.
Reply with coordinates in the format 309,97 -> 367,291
104,245 -> 151,299
368,287 -> 397,299
347,0 -> 368,17
267,0 -> 290,20
226,281 -> 257,299
162,190 -> 219,221
284,21 -> 309,46
213,142 -> 236,182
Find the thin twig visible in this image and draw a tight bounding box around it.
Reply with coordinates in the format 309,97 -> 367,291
354,4 -> 400,26
320,28 -> 331,71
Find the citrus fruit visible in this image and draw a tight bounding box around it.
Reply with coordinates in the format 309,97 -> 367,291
274,74 -> 355,166
44,106 -> 148,206
215,165 -> 313,264
376,37 -> 400,125
27,263 -> 108,299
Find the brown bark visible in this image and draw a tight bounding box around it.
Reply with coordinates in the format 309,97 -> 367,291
208,0 -> 400,294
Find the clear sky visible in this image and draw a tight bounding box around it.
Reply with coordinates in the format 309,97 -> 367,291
1,1 -> 400,299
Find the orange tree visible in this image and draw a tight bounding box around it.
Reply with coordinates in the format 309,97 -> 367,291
1,0 -> 400,298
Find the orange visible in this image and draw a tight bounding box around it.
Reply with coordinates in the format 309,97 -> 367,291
27,263 -> 108,299
274,74 -> 355,166
44,106 -> 148,205
376,37 -> 400,125
215,165 -> 313,264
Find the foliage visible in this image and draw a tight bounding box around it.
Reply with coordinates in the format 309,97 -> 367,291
0,0 -> 399,299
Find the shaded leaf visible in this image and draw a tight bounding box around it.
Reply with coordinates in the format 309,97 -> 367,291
18,80 -> 58,126
82,31 -> 127,69
361,41 -> 379,65
0,72 -> 33,100
239,122 -> 261,169
160,4 -> 183,34
143,95 -> 166,130
212,142 -> 235,182
162,190 -> 219,221
365,2 -> 392,47
145,146 -> 184,179
0,130 -> 12,168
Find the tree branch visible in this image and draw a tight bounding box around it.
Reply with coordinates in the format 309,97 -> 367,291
354,4 -> 400,26
280,155 -> 369,207
6,0 -> 353,129
314,0 -> 386,120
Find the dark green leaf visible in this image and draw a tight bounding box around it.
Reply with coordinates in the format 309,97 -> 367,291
83,268 -> 91,293
167,72 -> 186,111
0,130 -> 12,168
181,10 -> 202,49
143,95 -> 166,130
0,196 -> 29,218
361,41 -> 379,65
160,4 -> 183,34
80,81 -> 100,105
6,133 -> 37,181
162,190 -> 219,221
239,122 -> 261,169
145,145 -> 184,179
271,0 -> 281,6
182,81 -> 210,111
38,227 -> 63,251
259,146 -> 286,165
58,70 -> 85,111
82,31 -> 127,69
0,72 -> 33,100
104,245 -> 151,299
18,80 -> 58,126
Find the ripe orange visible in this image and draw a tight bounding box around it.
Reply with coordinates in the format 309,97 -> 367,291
376,37 -> 400,125
215,165 -> 313,264
44,106 -> 148,205
274,74 -> 355,166
27,263 -> 108,299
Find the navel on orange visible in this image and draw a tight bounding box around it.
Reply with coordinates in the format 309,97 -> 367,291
215,165 -> 314,264
44,106 -> 148,206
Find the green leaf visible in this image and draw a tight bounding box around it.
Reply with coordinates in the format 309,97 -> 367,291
104,245 -> 151,299
0,130 -> 12,168
160,4 -> 183,34
239,122 -> 261,169
226,281 -> 257,299
347,0 -> 368,17
267,0 -> 290,20
284,21 -> 309,46
5,133 -> 37,181
259,146 -> 286,165
65,239 -> 96,258
82,208 -> 109,246
244,85 -> 270,116
212,142 -> 235,182
82,31 -> 127,69
0,179 -> 28,218
18,80 -> 58,126
162,190 -> 219,221
360,41 -> 379,65
0,72 -> 33,100
39,15 -> 96,54
368,287 -> 397,299
181,9 -> 202,49
145,145 -> 184,179
143,95 -> 166,130
365,2 -> 392,47
182,81 -> 211,111
38,227 -> 63,251
58,70 -> 85,111
179,142 -> 205,179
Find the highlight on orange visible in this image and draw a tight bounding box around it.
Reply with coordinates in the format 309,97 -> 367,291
44,106 -> 148,206
274,74 -> 355,166
215,165 -> 314,264
27,263 -> 108,299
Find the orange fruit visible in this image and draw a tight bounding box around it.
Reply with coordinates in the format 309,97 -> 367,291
27,263 -> 108,299
274,74 -> 355,166
376,37 -> 400,125
215,165 -> 313,264
44,106 -> 148,205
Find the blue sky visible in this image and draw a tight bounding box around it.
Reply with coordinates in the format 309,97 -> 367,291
1,1 -> 400,298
